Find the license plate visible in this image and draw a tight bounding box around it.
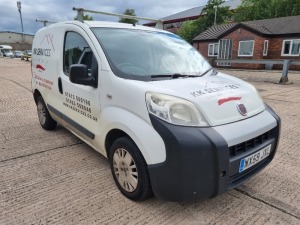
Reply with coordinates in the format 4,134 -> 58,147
239,144 -> 271,173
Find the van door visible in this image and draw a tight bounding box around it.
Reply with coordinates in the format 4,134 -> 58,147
57,30 -> 101,144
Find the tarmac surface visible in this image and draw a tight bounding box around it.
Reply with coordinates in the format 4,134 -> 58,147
0,57 -> 300,225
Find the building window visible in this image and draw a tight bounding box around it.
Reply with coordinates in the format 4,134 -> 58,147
281,39 -> 300,56
263,40 -> 269,56
238,40 -> 254,56
208,43 -> 219,56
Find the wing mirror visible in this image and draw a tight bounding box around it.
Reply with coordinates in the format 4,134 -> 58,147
69,64 -> 97,88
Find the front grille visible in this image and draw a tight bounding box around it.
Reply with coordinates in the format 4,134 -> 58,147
229,128 -> 275,157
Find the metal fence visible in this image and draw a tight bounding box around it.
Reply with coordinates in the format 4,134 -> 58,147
214,59 -> 300,84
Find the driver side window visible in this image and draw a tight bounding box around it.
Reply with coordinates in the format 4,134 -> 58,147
64,32 -> 98,77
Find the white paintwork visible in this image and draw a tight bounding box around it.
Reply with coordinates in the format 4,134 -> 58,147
213,110 -> 277,147
31,20 -> 277,165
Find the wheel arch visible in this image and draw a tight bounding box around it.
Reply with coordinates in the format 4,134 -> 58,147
105,128 -> 132,158
33,89 -> 42,105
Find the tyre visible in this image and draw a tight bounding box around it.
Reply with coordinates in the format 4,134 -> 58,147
110,137 -> 152,201
37,96 -> 57,130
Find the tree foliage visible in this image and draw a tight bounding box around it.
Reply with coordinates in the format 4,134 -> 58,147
234,0 -> 300,22
74,13 -> 94,21
177,19 -> 206,43
119,9 -> 138,25
177,0 -> 232,43
201,0 -> 233,27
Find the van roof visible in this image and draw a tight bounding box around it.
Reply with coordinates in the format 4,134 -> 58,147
0,45 -> 13,49
44,20 -> 166,33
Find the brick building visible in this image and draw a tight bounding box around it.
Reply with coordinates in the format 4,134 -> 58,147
193,15 -> 300,70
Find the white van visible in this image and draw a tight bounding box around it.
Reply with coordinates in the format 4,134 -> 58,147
0,45 -> 14,58
31,20 -> 280,202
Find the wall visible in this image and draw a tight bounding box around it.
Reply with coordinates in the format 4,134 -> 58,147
0,32 -> 34,50
267,37 -> 300,70
195,27 -> 300,70
221,27 -> 265,69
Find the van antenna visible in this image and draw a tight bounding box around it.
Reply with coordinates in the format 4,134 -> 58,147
72,7 -> 163,29
36,19 -> 57,27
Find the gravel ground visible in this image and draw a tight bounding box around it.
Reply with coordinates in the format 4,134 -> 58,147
0,57 -> 300,225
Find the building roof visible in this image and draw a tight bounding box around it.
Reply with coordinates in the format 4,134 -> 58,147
0,31 -> 34,36
193,15 -> 300,42
162,0 -> 241,22
145,0 -> 241,25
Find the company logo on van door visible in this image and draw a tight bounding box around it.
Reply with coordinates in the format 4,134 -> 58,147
36,64 -> 46,71
33,48 -> 51,57
33,33 -> 55,57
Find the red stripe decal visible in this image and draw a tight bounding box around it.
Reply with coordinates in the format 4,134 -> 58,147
218,97 -> 241,105
36,64 -> 45,71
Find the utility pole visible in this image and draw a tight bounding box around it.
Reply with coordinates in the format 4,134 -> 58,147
214,5 -> 218,25
17,1 -> 24,43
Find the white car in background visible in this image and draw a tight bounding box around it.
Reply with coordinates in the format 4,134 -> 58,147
0,45 -> 14,58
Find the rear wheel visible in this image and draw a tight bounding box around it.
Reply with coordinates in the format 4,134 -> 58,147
109,137 -> 152,201
37,96 -> 57,130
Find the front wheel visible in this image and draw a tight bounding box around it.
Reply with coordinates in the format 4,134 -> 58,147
109,137 -> 152,201
37,96 -> 57,130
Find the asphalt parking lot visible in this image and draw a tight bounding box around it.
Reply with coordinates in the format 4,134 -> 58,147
0,57 -> 300,225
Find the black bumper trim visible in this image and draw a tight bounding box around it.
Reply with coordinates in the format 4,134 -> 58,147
147,106 -> 280,202
148,115 -> 229,202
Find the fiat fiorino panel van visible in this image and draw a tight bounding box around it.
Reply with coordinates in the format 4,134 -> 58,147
31,20 -> 280,202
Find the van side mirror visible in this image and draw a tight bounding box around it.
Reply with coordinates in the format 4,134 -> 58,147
69,64 -> 97,88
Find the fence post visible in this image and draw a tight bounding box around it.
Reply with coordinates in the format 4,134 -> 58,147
278,60 -> 292,84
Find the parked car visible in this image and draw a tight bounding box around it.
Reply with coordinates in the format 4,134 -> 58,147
14,50 -> 24,58
21,50 -> 32,60
24,50 -> 32,56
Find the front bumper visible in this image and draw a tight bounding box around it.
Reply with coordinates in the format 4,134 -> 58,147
148,106 -> 280,202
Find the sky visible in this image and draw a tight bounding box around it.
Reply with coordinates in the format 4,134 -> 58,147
0,0 -> 209,35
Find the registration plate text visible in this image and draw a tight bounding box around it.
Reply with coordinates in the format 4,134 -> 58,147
239,145 -> 271,173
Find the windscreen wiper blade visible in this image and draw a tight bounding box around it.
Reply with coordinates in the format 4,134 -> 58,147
151,73 -> 199,79
199,68 -> 214,77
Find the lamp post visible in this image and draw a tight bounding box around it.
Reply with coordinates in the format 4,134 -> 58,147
17,1 -> 24,43
214,5 -> 218,25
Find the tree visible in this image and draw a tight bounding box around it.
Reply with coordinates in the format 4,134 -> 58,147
74,13 -> 94,21
234,0 -> 300,22
177,19 -> 206,43
119,9 -> 138,25
201,0 -> 233,28
177,0 -> 232,43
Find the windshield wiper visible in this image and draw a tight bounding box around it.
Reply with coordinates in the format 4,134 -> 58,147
199,68 -> 213,77
151,73 -> 199,79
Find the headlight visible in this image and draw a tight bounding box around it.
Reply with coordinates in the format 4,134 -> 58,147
146,92 -> 209,127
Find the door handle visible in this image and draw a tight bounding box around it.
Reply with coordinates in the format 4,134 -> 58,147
58,77 -> 63,94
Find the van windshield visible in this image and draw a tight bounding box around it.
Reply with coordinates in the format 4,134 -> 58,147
92,28 -> 211,81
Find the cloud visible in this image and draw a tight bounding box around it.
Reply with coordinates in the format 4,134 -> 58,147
0,0 -> 208,34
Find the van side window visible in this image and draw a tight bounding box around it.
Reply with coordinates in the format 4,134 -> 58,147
64,32 -> 98,77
